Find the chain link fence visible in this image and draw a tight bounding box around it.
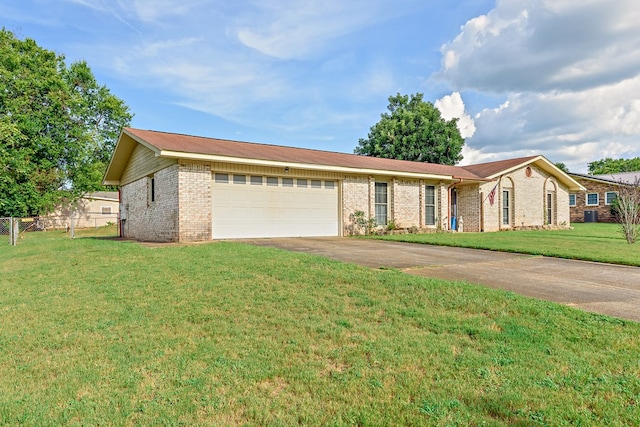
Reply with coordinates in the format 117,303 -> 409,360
3,212 -> 119,245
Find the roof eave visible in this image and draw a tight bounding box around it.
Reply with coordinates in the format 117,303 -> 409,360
484,155 -> 585,191
103,128 -> 163,185
158,150 -> 457,181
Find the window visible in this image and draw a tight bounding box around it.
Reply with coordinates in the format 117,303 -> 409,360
250,176 -> 263,185
325,181 -> 335,189
297,179 -> 308,188
266,177 -> 279,186
502,190 -> 510,226
569,194 -> 576,207
586,193 -> 599,206
101,206 -> 112,215
233,175 -> 246,184
311,180 -> 322,188
147,175 -> 155,205
374,182 -> 388,226
214,173 -> 229,183
282,178 -> 294,187
425,185 -> 436,226
546,192 -> 553,224
605,192 -> 618,205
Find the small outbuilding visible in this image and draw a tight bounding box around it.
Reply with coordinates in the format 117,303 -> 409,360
103,128 -> 584,242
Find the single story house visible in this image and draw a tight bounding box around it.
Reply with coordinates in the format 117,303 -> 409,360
568,172 -> 640,223
42,191 -> 120,230
103,128 -> 584,242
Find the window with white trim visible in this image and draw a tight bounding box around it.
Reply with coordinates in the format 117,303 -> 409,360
250,176 -> 263,185
586,193 -> 599,206
569,194 -> 576,207
282,178 -> 293,187
311,180 -> 322,188
502,190 -> 510,226
297,179 -> 308,188
325,181 -> 335,189
546,192 -> 554,225
266,177 -> 278,186
233,174 -> 246,184
374,182 -> 388,226
425,185 -> 436,226
605,191 -> 618,205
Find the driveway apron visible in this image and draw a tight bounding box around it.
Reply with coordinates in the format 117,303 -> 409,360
239,237 -> 640,322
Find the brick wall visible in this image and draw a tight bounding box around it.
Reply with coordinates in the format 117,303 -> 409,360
570,177 -> 618,223
120,164 -> 180,241
479,165 -> 571,232
341,176 -> 447,234
456,184 -> 481,232
392,179 -> 421,228
342,175 -> 371,234
178,161 -> 212,241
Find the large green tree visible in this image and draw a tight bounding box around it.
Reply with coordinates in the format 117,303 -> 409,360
355,93 -> 464,165
0,29 -> 132,217
588,157 -> 640,175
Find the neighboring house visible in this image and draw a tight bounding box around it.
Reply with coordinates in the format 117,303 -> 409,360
568,172 -> 640,223
43,191 -> 120,229
103,128 -> 584,242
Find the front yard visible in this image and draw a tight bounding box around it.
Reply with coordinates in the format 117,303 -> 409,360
1,226 -> 639,425
374,223 -> 640,266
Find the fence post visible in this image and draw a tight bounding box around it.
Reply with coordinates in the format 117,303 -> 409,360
9,217 -> 13,245
10,218 -> 18,246
70,212 -> 75,239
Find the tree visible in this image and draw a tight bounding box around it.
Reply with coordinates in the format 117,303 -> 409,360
355,93 -> 464,165
0,29 -> 132,217
588,157 -> 640,175
554,162 -> 569,173
611,178 -> 640,244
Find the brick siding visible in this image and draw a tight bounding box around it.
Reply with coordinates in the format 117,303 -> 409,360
120,164 -> 180,241
570,177 -> 618,223
392,179 -> 421,228
178,161 -> 212,241
120,160 -> 572,242
478,165 -> 571,232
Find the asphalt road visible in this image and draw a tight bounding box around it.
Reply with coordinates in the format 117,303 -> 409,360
240,237 -> 640,322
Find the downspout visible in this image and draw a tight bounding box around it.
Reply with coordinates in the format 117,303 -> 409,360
447,178 -> 463,230
118,187 -> 123,238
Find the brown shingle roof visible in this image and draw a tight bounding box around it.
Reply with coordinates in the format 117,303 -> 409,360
461,156 -> 539,178
124,128 -> 484,180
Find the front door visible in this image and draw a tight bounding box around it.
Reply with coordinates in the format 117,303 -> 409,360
451,188 -> 458,230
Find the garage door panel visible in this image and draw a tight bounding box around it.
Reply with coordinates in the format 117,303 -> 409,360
212,177 -> 339,239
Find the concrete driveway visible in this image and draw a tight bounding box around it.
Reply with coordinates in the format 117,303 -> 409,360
240,237 -> 640,322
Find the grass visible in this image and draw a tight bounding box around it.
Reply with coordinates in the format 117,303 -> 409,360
373,223 -> 640,266
1,225 -> 639,425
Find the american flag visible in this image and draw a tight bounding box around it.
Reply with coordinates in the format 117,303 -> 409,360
488,186 -> 497,206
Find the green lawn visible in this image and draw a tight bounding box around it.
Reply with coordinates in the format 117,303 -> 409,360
373,223 -> 640,266
1,226 -> 639,425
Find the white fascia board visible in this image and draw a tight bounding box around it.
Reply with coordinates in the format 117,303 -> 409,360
158,150 -> 454,181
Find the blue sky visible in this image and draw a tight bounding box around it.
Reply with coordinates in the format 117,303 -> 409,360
5,0 -> 640,173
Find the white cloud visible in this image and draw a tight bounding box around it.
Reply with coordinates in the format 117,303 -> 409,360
435,92 -> 476,139
438,0 -> 640,93
436,0 -> 640,172
466,77 -> 640,172
234,0 -> 421,59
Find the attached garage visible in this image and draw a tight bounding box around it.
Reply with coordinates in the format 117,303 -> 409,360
212,173 -> 339,238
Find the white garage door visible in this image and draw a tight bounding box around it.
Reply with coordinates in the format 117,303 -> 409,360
212,173 -> 339,239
